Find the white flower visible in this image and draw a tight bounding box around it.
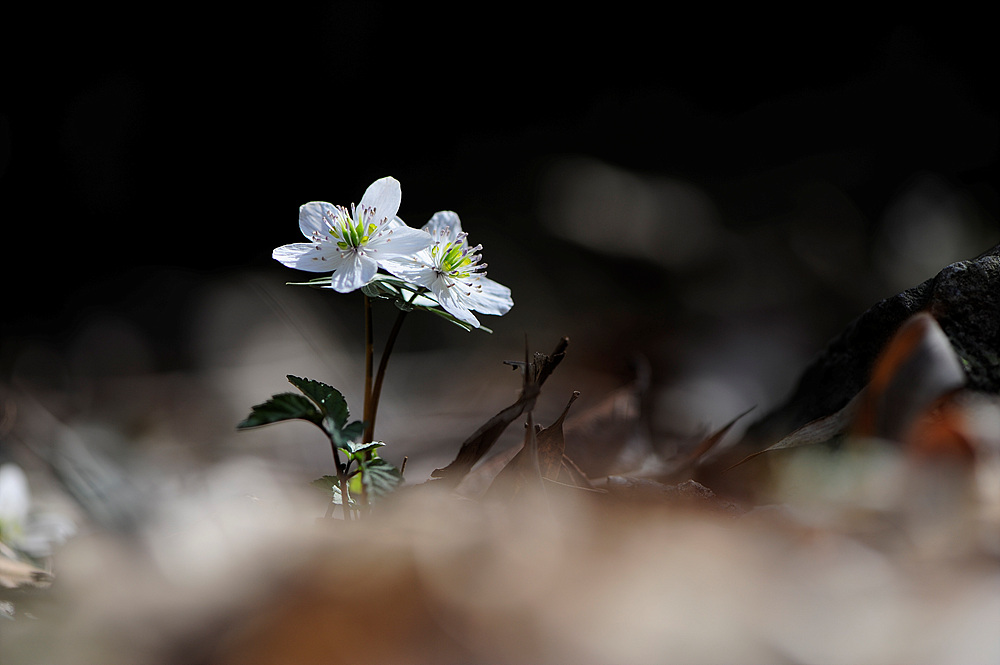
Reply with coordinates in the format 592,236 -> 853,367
381,211 -> 513,328
272,177 -> 433,293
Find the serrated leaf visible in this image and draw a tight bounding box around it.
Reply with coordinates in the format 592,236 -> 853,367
359,457 -> 403,501
310,475 -> 340,494
342,420 -> 365,441
238,393 -> 322,429
329,420 -> 366,448
286,375 -> 349,429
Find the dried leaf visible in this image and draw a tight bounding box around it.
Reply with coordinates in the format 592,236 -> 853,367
485,391 -> 581,500
430,338 -> 569,487
852,311 -> 966,442
560,378 -> 647,477
725,394 -> 861,470
535,391 -> 580,478
727,311 -> 968,469
662,406 -> 755,479
556,453 -> 596,490
905,398 -> 978,460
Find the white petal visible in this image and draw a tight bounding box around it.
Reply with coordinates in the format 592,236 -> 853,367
380,252 -> 437,288
423,211 -> 463,244
298,201 -> 337,239
328,253 -> 379,292
359,177 -> 401,224
468,276 -> 514,315
272,242 -> 344,272
436,280 -> 481,328
368,225 -> 434,260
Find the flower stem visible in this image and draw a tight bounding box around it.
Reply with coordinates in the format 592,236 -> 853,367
363,294 -> 374,438
325,442 -> 353,521
364,305 -> 409,445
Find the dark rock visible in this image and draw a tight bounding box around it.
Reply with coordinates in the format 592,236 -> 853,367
741,244 -> 1000,450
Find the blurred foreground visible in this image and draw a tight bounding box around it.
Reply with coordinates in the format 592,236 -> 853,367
2,440 -> 999,665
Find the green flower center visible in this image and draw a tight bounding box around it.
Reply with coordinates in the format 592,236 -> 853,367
334,217 -> 378,250
433,242 -> 474,276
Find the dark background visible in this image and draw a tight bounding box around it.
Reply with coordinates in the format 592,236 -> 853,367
2,8 -> 997,446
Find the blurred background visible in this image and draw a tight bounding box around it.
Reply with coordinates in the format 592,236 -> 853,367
1,7 -> 998,488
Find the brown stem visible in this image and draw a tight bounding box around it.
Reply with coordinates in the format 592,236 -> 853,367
364,306 -> 408,445
362,294 -> 374,437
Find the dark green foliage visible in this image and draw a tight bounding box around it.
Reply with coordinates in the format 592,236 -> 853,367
240,376 -> 404,513
239,376 -> 357,448
356,456 -> 403,501
237,393 -> 322,429
287,375 -> 349,430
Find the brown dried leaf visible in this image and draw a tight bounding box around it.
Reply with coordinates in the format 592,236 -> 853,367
430,338 -> 569,488
485,391 -> 582,500
535,391 -> 580,478
727,311 -> 968,469
852,311 -> 966,442
725,395 -> 861,470
555,453 -> 596,490
560,375 -> 648,477
662,406 -> 755,479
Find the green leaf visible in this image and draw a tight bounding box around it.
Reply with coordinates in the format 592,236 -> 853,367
287,276 -> 333,288
361,280 -> 391,299
345,440 -> 385,456
286,375 -> 349,429
422,305 -> 490,333
341,420 -> 365,442
358,457 -> 403,502
310,475 -> 339,494
238,393 -> 322,429
329,420 -> 365,449
311,476 -> 356,506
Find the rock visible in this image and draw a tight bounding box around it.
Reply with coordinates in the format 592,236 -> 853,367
741,244 -> 1000,450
